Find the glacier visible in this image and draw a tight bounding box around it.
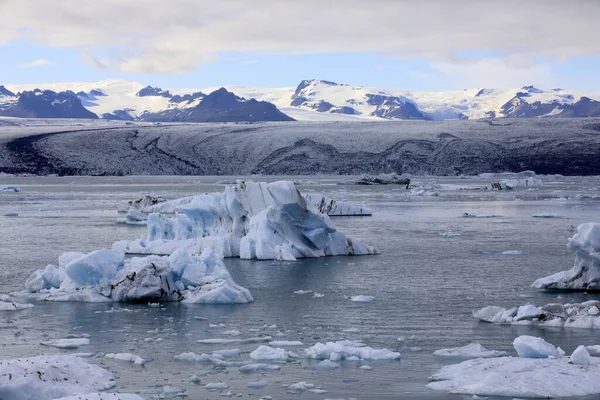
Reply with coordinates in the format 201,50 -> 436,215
532,223 -> 600,290
113,181 -> 376,260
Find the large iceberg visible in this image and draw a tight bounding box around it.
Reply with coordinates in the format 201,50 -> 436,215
474,300 -> 600,329
23,247 -> 252,304
114,181 -> 376,260
428,336 -> 600,398
532,223 -> 600,291
0,355 -> 116,400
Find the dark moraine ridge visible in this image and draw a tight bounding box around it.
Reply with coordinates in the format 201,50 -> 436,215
1,118 -> 600,176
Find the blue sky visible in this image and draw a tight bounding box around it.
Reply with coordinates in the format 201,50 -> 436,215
1,1 -> 599,91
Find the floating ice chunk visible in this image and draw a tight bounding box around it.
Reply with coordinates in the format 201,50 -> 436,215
204,382 -> 229,391
54,394 -> 145,400
3,212 -> 18,217
286,381 -> 315,393
501,250 -> 523,255
313,292 -> 324,298
0,355 -> 115,400
433,343 -> 506,358
105,353 -> 146,365
350,295 -> 375,302
0,301 -> 34,311
532,223 -> 600,291
428,355 -> 600,398
163,385 -> 184,394
570,345 -> 593,365
196,338 -> 240,345
293,290 -> 312,294
305,340 -> 400,361
304,193 -> 372,216
41,338 -> 90,349
439,232 -> 459,238
360,365 -> 373,370
247,380 -> 269,389
313,359 -> 341,370
475,301 -> 600,329
0,185 -> 19,192
513,336 -> 558,359
463,212 -> 500,218
127,195 -> 167,211
239,363 -> 281,373
532,213 -> 561,218
269,340 -> 303,346
500,177 -> 543,189
25,264 -> 62,292
250,345 -> 295,361
181,278 -> 254,304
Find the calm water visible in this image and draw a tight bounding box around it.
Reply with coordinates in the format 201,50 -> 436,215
1,175 -> 600,400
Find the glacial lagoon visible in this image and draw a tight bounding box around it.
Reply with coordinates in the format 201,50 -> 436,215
1,174 -> 600,399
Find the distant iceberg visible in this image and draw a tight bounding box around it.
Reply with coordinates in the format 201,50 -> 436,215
532,223 -> 600,290
114,181 -> 376,260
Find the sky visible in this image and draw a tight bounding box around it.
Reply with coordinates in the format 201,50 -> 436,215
0,0 -> 599,92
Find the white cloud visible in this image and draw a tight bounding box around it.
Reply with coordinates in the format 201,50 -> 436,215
16,58 -> 53,68
0,0 -> 598,74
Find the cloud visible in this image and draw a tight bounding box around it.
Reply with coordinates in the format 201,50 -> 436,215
16,58 -> 53,68
0,0 -> 598,74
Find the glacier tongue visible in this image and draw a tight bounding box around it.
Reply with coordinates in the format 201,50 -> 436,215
114,180 -> 376,260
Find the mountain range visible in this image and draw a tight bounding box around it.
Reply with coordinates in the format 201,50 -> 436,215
1,79 -> 600,122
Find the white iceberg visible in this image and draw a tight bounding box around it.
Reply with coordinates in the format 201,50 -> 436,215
570,345 -> 594,365
433,343 -> 506,358
24,247 -> 252,304
249,345 -> 296,361
117,208 -> 148,225
350,295 -> 375,302
114,181 -> 376,260
474,301 -> 600,329
499,177 -> 543,189
0,185 -> 19,192
303,193 -> 372,216
238,363 -> 281,373
54,394 -> 145,400
0,300 -> 34,311
0,355 -> 115,400
247,380 -> 269,389
304,340 -> 400,361
532,223 -> 600,290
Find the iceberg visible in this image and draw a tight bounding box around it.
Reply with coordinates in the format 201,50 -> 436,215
0,300 -> 34,311
104,353 -> 146,365
0,185 -> 19,192
512,335 -> 559,358
532,223 -> 600,290
433,343 -> 506,358
474,301 -> 600,329
41,338 -> 90,349
114,181 -> 376,260
249,345 -> 297,361
304,193 -> 372,216
0,355 -> 116,400
54,394 -> 145,400
24,247 -> 252,304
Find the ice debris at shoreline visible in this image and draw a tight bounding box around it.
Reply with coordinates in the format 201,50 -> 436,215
114,181 -> 376,260
0,355 -> 116,400
433,343 -> 506,358
532,223 -> 600,291
22,247 -> 253,304
428,335 -> 600,398
474,301 -> 600,329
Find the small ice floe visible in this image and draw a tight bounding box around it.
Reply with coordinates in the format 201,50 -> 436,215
0,355 -> 116,400
250,345 -> 298,361
285,381 -> 326,394
480,250 -> 523,255
343,327 -> 361,333
428,336 -> 600,398
304,193 -> 373,216
54,394 -> 145,400
204,382 -> 229,391
247,380 -> 269,389
293,290 -> 312,294
313,292 -> 325,298
104,353 -> 146,365
433,343 -> 506,358
532,213 -> 561,218
163,385 -> 185,394
197,336 -> 271,344
462,212 -> 500,218
532,223 -> 600,291
0,186 -> 19,192
313,360 -> 341,370
269,340 -> 303,346
116,208 -> 148,225
0,300 -> 34,311
223,329 -> 242,336
41,338 -> 90,349
3,212 -> 18,217
305,340 -> 400,361
439,232 -> 459,238
587,345 -> 600,356
350,295 -> 376,302
238,363 -> 281,373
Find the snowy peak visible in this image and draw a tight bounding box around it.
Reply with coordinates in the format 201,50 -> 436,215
0,85 -> 15,97
0,89 -> 98,119
136,85 -> 172,98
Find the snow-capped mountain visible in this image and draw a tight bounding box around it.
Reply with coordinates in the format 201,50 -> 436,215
2,79 -> 599,122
